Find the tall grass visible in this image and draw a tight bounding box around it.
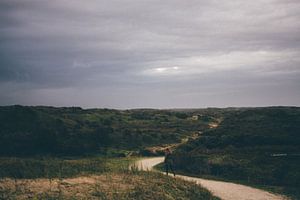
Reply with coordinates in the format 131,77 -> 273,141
1,171 -> 220,200
0,156 -> 135,179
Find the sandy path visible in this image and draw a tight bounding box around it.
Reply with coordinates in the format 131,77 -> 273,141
134,157 -> 288,200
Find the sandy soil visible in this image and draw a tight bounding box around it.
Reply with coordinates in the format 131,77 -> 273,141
135,157 -> 289,200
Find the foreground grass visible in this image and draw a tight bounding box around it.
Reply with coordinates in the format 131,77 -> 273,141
0,170 -> 219,200
0,157 -> 219,200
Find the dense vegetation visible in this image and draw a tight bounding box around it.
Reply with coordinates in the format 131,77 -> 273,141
1,105 -> 299,198
0,105 -> 221,156
173,107 -> 300,199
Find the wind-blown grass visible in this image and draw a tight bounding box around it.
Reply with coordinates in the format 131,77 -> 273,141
0,156 -> 135,179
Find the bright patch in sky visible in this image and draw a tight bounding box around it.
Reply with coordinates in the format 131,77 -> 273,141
150,66 -> 181,75
141,50 -> 300,77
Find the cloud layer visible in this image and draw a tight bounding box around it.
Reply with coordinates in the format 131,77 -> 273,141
1,0 -> 300,108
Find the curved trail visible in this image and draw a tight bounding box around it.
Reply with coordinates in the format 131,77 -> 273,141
134,157 -> 288,200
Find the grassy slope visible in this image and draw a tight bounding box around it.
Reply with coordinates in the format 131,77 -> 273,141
0,156 -> 135,179
0,157 -> 219,200
0,172 -> 220,200
173,107 -> 300,199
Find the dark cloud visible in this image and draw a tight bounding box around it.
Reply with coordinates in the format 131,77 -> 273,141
0,0 -> 300,108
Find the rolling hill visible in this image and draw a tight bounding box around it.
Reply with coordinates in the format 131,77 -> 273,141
173,107 -> 300,199
0,105 -> 220,156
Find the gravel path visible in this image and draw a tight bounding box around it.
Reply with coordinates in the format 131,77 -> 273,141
134,157 -> 289,200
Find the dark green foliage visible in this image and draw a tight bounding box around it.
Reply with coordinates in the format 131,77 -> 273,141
0,105 -> 216,156
174,112 -> 189,119
0,106 -> 113,156
174,107 -> 300,199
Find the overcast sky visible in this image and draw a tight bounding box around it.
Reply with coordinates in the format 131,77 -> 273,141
0,0 -> 300,109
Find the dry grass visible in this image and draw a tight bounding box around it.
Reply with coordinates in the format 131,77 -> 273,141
0,173 -> 137,199
0,171 -> 219,200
